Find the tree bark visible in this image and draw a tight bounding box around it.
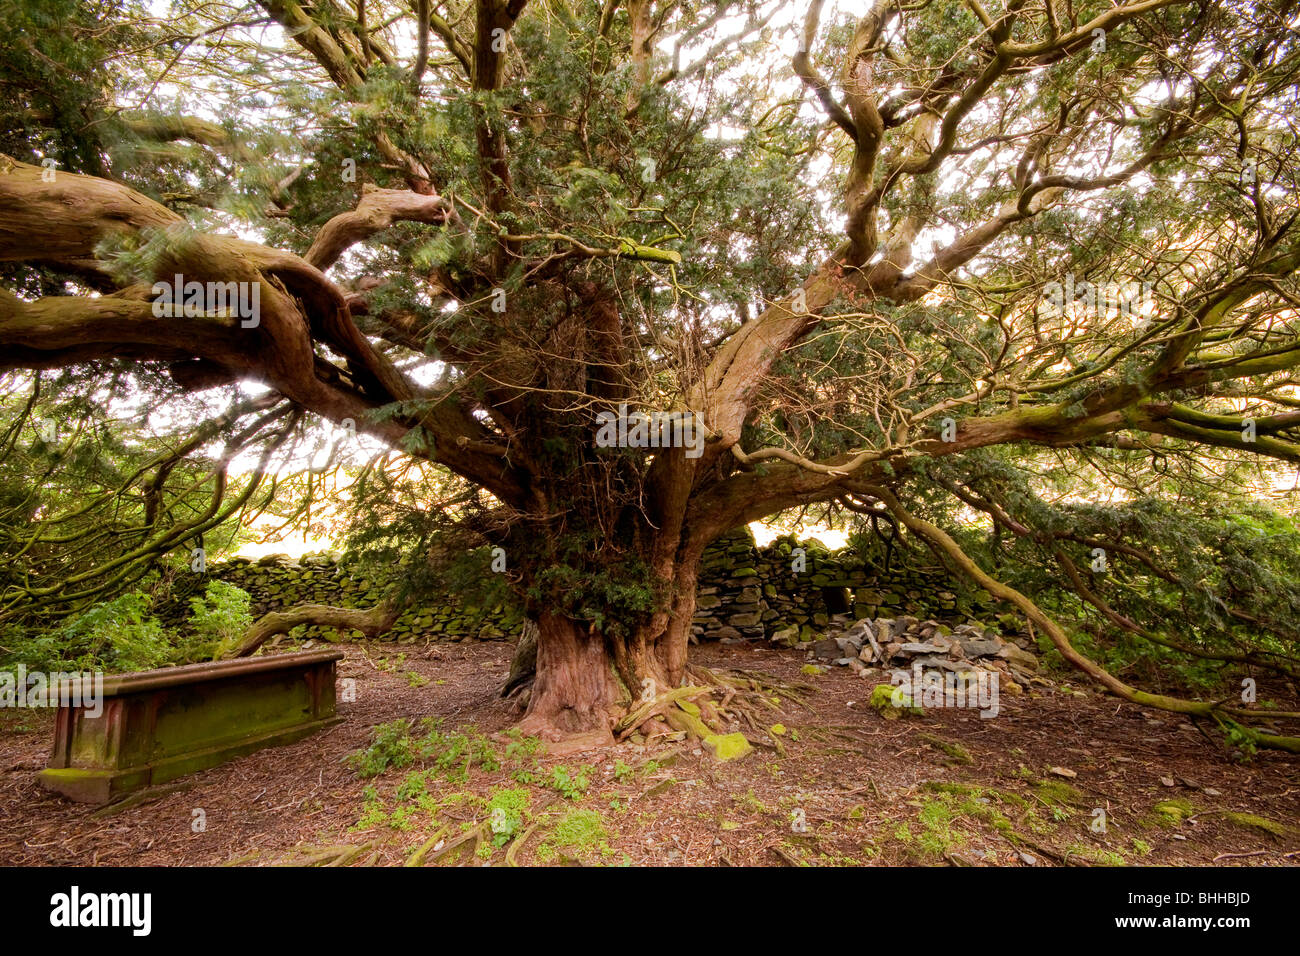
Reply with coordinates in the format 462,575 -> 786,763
514,544 -> 708,743
515,610 -> 624,750
501,618 -> 538,698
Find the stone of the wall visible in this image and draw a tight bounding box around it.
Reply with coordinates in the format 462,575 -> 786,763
204,527 -> 997,646
691,529 -> 997,646
208,552 -> 523,645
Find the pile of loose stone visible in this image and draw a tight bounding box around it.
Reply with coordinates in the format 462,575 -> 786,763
802,615 -> 1042,687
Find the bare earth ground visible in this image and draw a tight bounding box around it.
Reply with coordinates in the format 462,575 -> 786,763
1,640 -> 1297,867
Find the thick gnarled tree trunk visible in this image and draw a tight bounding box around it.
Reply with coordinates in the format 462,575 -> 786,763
516,610 -> 624,747
511,543 -> 702,748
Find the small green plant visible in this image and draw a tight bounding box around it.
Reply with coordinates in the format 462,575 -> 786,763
536,809 -> 613,863
387,804 -> 420,831
348,720 -> 416,777
485,787 -> 531,846
414,719 -> 501,782
503,730 -> 542,782
1222,722 -> 1259,760
396,770 -> 430,801
351,785 -> 390,831
612,759 -> 634,782
548,765 -> 593,800
734,789 -> 773,815
910,799 -> 965,858
1064,843 -> 1126,866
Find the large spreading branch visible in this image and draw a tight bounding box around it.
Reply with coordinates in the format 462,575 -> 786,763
0,155 -> 526,504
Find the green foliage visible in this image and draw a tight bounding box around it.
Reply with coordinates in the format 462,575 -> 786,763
347,718 -> 504,782
546,765 -> 594,801
1,577 -> 258,672
0,370 -> 266,635
503,729 -> 542,763
486,787 -> 531,847
1,592 -> 177,674
0,0 -> 136,177
184,581 -> 253,660
59,592 -> 171,672
535,809 -> 614,863
351,783 -> 422,832
897,451 -> 1300,695
347,719 -> 418,778
1218,719 -> 1260,761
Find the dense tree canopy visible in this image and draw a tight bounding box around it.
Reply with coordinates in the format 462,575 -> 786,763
3,0 -> 1300,747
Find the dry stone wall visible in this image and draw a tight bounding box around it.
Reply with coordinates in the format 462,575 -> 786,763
208,528 -> 1000,646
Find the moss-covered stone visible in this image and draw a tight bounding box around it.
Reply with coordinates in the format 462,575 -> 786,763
1151,798 -> 1197,825
703,732 -> 753,761
870,683 -> 922,718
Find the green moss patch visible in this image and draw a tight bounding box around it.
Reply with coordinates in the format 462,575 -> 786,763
1150,798 -> 1197,826
870,683 -> 922,718
1220,811 -> 1291,837
703,732 -> 753,761
917,733 -> 973,766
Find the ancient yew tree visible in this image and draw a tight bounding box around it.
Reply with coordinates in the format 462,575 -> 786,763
3,0 -> 1300,747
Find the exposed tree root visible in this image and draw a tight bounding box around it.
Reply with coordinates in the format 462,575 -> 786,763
869,485 -> 1300,752
324,842 -> 377,867
614,685 -> 711,740
768,844 -> 803,866
88,781 -> 196,818
1000,831 -> 1087,867
408,822 -> 488,866
609,664 -> 814,748
404,825 -> 452,867
693,666 -> 817,708
226,599 -> 399,658
271,841 -> 378,867
504,822 -> 542,867
688,665 -> 815,736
